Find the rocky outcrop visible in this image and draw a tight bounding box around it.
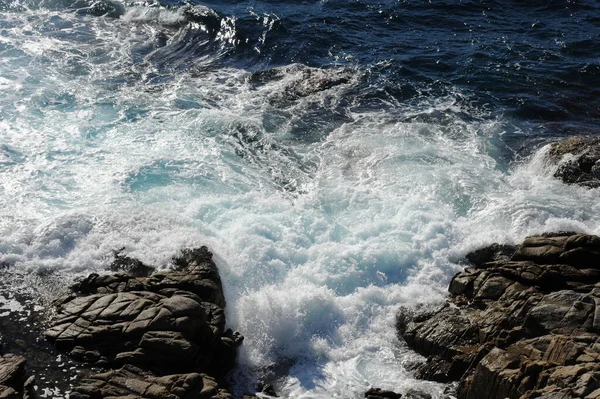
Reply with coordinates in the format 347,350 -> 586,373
70,365 -> 232,399
45,247 -> 242,398
0,354 -> 28,399
398,232 -> 600,399
546,136 -> 600,187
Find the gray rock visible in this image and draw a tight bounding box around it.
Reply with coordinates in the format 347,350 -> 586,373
70,365 -> 233,399
46,246 -> 242,379
546,136 -> 600,187
0,355 -> 26,399
0,355 -> 25,389
398,232 -> 600,399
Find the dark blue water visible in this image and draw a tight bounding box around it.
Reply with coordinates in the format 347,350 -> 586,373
116,0 -> 600,152
10,0 -> 598,135
79,1 -> 600,124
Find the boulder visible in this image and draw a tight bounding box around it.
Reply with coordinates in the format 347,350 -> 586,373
398,232 -> 600,399
45,246 -> 242,395
545,136 -> 600,187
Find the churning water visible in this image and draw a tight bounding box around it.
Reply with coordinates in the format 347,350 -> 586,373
0,0 -> 599,397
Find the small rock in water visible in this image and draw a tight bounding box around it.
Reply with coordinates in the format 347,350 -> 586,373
546,136 -> 600,187
404,389 -> 432,399
365,387 -> 402,399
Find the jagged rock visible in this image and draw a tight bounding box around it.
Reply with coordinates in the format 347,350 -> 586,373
109,251 -> 155,277
398,232 -> 600,399
546,136 -> 600,187
0,355 -> 25,390
70,365 -> 232,399
45,247 -> 242,379
0,354 -> 26,399
465,243 -> 517,267
72,247 -> 226,309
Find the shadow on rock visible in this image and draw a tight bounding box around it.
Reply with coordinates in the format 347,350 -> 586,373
43,246 -> 243,399
398,232 -> 600,399
545,136 -> 600,188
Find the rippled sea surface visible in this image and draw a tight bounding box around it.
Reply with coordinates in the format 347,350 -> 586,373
0,0 -> 599,397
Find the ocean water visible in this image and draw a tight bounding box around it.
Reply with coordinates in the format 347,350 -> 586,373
0,0 -> 599,397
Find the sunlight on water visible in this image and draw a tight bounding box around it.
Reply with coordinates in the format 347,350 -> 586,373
1,1 -> 600,398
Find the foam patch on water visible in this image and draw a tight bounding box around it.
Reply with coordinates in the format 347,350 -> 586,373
121,4 -> 219,27
2,4 -> 600,398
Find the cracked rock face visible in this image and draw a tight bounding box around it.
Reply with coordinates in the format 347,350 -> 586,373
46,291 -> 217,373
398,232 -> 600,399
0,354 -> 26,399
44,247 -> 242,399
70,365 -> 233,399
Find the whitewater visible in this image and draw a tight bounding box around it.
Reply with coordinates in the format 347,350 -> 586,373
0,0 -> 599,397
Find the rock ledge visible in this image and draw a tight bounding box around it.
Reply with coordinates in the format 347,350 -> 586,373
44,246 -> 242,399
398,232 -> 600,399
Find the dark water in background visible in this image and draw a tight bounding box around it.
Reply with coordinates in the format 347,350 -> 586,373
0,0 -> 599,397
6,0 -> 599,139
200,0 -> 600,127
103,0 -> 600,123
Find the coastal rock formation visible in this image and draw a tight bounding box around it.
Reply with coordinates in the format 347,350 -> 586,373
45,247 -> 241,397
546,136 -> 600,187
398,232 -> 600,399
0,354 -> 28,399
70,365 -> 232,399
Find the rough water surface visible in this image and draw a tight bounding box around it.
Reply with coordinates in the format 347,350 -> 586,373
0,0 -> 599,397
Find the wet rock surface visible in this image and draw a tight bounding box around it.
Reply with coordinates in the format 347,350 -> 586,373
365,387 -> 403,399
0,354 -> 27,399
0,270 -> 83,397
546,136 -> 600,187
70,365 -> 232,399
41,246 -> 242,399
398,232 -> 600,399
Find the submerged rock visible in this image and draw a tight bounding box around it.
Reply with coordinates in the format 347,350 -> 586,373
365,387 -> 402,399
546,136 -> 600,187
398,232 -> 600,399
249,64 -> 354,104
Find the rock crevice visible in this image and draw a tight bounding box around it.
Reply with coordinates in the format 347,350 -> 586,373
398,232 -> 600,399
42,246 -> 242,399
